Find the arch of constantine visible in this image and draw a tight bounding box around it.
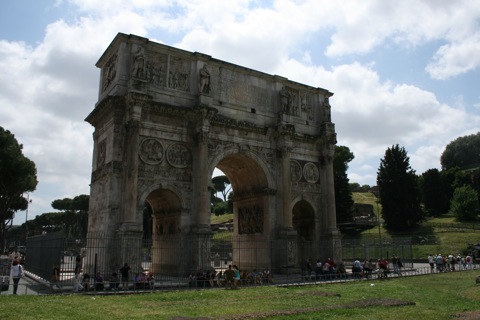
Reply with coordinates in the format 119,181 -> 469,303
85,33 -> 341,276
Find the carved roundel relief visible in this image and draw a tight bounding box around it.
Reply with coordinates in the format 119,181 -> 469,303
166,143 -> 192,168
140,138 -> 164,165
303,162 -> 319,183
290,160 -> 302,182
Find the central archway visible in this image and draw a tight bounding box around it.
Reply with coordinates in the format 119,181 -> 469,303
214,152 -> 271,271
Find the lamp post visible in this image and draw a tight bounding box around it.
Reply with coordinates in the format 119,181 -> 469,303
376,200 -> 383,259
25,193 -> 32,240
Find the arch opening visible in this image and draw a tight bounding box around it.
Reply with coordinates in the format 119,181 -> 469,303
212,153 -> 271,272
292,200 -> 315,241
144,188 -> 183,274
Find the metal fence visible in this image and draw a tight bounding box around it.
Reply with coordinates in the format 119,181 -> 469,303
342,236 -> 413,268
21,232 -> 413,290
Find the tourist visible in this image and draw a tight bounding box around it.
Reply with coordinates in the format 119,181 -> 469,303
315,259 -> 323,280
109,272 -> 119,291
392,255 -> 399,274
82,273 -> 91,291
147,272 -> 155,289
352,258 -> 362,278
428,254 -> 435,273
233,265 -> 241,287
95,272 -> 105,291
305,259 -> 313,280
435,254 -> 444,272
120,262 -> 131,290
224,265 -> 236,289
396,256 -> 403,276
336,262 -> 348,279
215,270 -> 224,287
363,260 -> 373,279
10,259 -> 23,295
466,255 -> 473,270
50,263 -> 61,290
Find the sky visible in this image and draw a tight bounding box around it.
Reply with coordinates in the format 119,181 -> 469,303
1,0 -> 479,225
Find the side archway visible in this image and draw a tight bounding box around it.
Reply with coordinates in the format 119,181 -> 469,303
292,199 -> 316,266
144,187 -> 184,274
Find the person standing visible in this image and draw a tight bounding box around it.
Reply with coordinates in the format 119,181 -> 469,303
233,265 -> 241,288
352,258 -> 362,278
428,254 -> 435,273
95,272 -> 105,291
396,257 -> 403,276
50,263 -> 61,291
109,272 -> 120,291
120,263 -> 131,290
224,265 -> 236,289
74,255 -> 83,292
392,255 -> 399,275
305,259 -> 313,280
10,259 -> 23,295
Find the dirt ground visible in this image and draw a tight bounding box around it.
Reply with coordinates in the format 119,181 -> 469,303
171,291 -> 416,320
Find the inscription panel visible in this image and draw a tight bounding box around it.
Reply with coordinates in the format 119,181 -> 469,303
218,68 -> 271,107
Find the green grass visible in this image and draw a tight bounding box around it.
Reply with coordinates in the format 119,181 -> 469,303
2,271 -> 480,319
211,213 -> 233,224
353,192 -> 381,216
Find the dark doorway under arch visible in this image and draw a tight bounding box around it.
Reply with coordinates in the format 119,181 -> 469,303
292,200 -> 315,241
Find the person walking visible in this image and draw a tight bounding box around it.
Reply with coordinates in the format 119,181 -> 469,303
10,259 -> 23,295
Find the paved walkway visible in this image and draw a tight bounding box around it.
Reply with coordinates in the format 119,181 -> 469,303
1,275 -> 51,295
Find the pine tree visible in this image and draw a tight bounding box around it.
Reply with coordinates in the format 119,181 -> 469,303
333,146 -> 354,224
421,168 -> 450,216
0,127 -> 38,250
377,145 -> 423,231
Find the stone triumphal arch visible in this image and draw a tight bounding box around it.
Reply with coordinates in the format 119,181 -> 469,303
85,33 -> 341,276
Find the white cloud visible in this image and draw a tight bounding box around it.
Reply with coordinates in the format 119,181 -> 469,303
276,57 -> 480,184
426,32 -> 480,79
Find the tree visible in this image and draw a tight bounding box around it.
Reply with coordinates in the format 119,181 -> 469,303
0,127 -> 38,251
420,168 -> 450,216
449,185 -> 480,221
211,175 -> 231,202
441,132 -> 480,170
334,146 -> 354,224
377,145 -> 423,231
51,194 -> 89,238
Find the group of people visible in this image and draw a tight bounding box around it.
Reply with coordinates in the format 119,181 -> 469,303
428,253 -> 475,273
304,256 -> 404,281
71,261 -> 154,292
305,258 -> 345,280
352,256 -> 403,279
79,272 -> 107,291
189,265 -> 273,289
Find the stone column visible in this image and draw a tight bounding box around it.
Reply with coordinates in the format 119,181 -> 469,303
194,131 -> 211,231
118,93 -> 149,273
281,146 -> 293,229
121,93 -> 149,226
122,118 -> 140,224
320,143 -> 342,263
323,144 -> 337,232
